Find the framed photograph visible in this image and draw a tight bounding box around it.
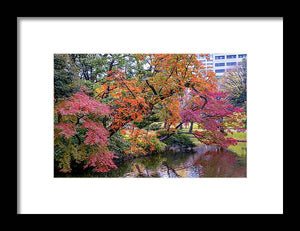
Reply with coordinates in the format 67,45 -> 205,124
18,17 -> 284,214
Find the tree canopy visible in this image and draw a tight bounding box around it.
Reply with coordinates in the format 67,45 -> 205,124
54,54 -> 246,173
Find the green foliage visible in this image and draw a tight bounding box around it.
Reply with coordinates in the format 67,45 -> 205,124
108,132 -> 131,157
148,122 -> 162,131
69,54 -> 149,82
54,54 -> 76,100
157,130 -> 196,148
134,113 -> 160,129
54,54 -> 97,102
145,135 -> 166,153
72,78 -> 95,96
220,59 -> 247,110
231,90 -> 246,108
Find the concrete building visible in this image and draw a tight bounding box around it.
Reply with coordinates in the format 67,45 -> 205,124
198,53 -> 247,79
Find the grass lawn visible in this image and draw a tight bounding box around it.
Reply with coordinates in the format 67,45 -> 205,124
226,132 -> 247,158
177,125 -> 247,166
176,125 -> 247,154
179,128 -> 202,145
189,135 -> 202,145
226,131 -> 247,141
228,142 -> 247,157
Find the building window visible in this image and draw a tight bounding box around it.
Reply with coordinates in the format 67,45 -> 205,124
238,54 -> 247,58
226,62 -> 237,66
215,55 -> 225,60
215,63 -> 225,67
215,69 -> 225,73
226,55 -> 236,59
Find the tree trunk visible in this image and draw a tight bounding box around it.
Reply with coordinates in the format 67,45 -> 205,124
189,122 -> 194,133
163,119 -> 167,129
179,123 -> 183,130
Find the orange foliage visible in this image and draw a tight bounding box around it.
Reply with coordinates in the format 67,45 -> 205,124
97,54 -> 217,142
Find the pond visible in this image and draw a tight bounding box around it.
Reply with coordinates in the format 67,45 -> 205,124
84,143 -> 247,178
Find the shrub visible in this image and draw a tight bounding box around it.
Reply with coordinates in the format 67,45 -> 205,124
157,130 -> 196,148
148,122 -> 162,131
108,132 -> 131,158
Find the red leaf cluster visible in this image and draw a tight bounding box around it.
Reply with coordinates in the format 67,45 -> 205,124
83,148 -> 117,173
82,120 -> 110,146
57,92 -> 111,116
55,122 -> 77,138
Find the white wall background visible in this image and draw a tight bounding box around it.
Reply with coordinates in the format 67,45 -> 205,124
18,18 -> 283,214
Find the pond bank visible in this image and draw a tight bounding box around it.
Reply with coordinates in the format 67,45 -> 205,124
101,143 -> 246,178
54,141 -> 247,178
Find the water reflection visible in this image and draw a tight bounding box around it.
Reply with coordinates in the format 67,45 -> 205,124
104,144 -> 246,178
194,150 -> 246,177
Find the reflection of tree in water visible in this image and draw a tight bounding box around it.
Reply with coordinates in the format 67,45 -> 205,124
136,155 -> 167,171
56,160 -> 136,177
96,150 -> 191,177
100,161 -> 135,177
123,149 -> 196,177
132,155 -> 167,177
77,146 -> 246,177
193,150 -> 246,177
163,149 -> 196,168
162,161 -> 181,177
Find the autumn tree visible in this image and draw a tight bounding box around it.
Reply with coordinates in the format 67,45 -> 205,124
96,54 -> 217,136
220,59 -> 247,109
179,89 -> 246,148
54,53 -> 246,173
54,90 -> 117,173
